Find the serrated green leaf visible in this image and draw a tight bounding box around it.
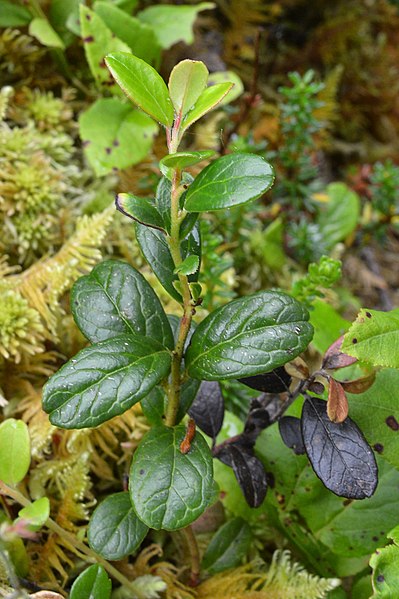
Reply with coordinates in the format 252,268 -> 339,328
0,1 -> 32,27
79,98 -> 157,176
174,255 -> 199,276
137,2 -> 214,49
130,425 -> 214,530
93,1 -> 160,66
105,52 -> 174,126
186,291 -> 313,380
201,517 -> 252,573
116,193 -> 165,230
0,419 -> 30,485
80,6 -> 130,92
29,17 -> 65,49
71,260 -> 173,348
88,492 -> 148,560
347,369 -> 399,470
42,335 -> 171,429
184,153 -> 275,212
18,498 -> 49,531
181,82 -> 233,131
168,60 -> 208,117
370,544 -> 399,598
135,222 -> 201,302
317,183 -> 360,249
70,564 -> 111,599
341,309 -> 399,368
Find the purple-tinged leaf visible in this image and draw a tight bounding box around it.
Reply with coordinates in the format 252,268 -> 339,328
238,365 -> 292,394
323,335 -> 358,370
188,381 -> 224,439
301,396 -> 378,499
278,416 -> 305,455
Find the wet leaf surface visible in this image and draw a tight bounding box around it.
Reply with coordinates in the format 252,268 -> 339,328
238,365 -> 292,393
301,396 -> 378,499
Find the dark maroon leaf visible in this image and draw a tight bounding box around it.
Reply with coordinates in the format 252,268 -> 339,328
278,416 -> 305,455
243,399 -> 271,444
238,366 -> 292,393
188,381 -> 224,439
301,396 -> 378,499
322,335 -> 358,370
216,443 -> 267,507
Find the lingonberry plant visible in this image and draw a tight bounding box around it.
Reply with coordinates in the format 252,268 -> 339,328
41,54 -> 378,586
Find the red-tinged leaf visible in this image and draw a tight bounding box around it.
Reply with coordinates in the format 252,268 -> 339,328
327,378 -> 349,423
340,372 -> 376,394
323,335 -> 358,370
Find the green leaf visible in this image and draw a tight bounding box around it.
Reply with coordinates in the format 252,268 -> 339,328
49,0 -> 81,46
201,517 -> 252,574
80,5 -> 130,92
71,260 -> 174,348
310,300 -> 350,354
159,151 -> 215,180
0,419 -> 30,485
105,52 -> 174,126
174,255 -> 199,276
93,1 -> 160,66
168,60 -> 209,117
181,82 -> 234,131
186,291 -> 313,380
184,153 -> 275,212
29,17 -> 65,49
130,425 -> 214,530
347,369 -> 399,470
70,564 -> 111,599
42,335 -> 171,429
88,492 -> 148,560
137,2 -> 214,49
0,1 -> 32,27
208,70 -> 244,105
317,183 -> 360,249
18,498 -> 49,531
79,97 -> 157,176
370,544 -> 399,598
116,193 -> 165,230
341,308 -> 399,368
140,386 -> 165,426
135,222 -> 201,302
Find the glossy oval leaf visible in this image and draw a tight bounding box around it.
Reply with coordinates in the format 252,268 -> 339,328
159,150 -> 215,180
130,425 -> 214,530
184,153 -> 274,212
181,82 -> 234,131
88,492 -> 148,560
70,564 -> 111,599
116,193 -> 165,231
168,60 -> 208,117
201,517 -> 252,574
0,419 -> 30,485
71,260 -> 174,348
341,308 -> 399,369
135,221 -> 201,302
301,396 -> 378,499
79,98 -> 157,176
186,291 -> 313,380
105,52 -> 174,126
188,381 -> 224,439
140,386 -> 166,426
42,335 -> 171,429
